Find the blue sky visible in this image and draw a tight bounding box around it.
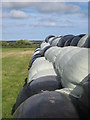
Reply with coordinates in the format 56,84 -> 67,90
1,2 -> 88,41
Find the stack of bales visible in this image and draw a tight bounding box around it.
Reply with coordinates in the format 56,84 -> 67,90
12,34 -> 89,119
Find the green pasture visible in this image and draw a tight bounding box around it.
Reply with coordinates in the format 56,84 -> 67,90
2,48 -> 35,118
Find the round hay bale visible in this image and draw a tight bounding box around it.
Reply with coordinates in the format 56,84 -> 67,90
82,35 -> 90,48
51,37 -> 62,46
64,36 -> 75,46
13,91 -> 79,118
12,76 -> 62,114
57,35 -> 74,47
45,46 -> 62,63
45,35 -> 55,42
77,34 -> 88,47
70,35 -> 82,46
28,61 -> 54,82
28,68 -> 58,83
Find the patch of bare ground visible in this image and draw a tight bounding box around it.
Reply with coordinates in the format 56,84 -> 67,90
2,50 -> 34,58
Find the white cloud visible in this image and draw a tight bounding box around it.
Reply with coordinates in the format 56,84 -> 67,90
35,2 -> 80,13
9,10 -> 28,19
2,2 -> 81,14
1,10 -> 28,19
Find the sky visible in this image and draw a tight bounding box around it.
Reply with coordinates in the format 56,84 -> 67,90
0,1 -> 88,41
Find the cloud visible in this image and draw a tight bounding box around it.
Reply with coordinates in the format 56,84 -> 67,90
1,10 -> 28,19
0,12 -> 2,18
1,1 -> 88,41
9,10 -> 28,19
2,2 -> 81,14
30,18 -> 73,28
35,2 -> 80,13
2,0 -> 89,2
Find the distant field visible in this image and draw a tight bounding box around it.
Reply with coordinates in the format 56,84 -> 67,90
2,48 -> 35,118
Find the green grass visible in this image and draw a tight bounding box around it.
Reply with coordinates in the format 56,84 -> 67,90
2,47 -> 35,118
2,47 -> 35,52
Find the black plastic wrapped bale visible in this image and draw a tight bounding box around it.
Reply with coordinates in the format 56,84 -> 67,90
69,74 -> 90,119
34,44 -> 51,56
40,45 -> 52,56
77,34 -> 88,47
48,37 -> 56,44
13,91 -> 79,118
12,76 -> 62,114
34,48 -> 40,53
51,37 -> 62,46
57,35 -> 74,47
64,36 -> 75,46
82,35 -> 90,48
40,42 -> 50,50
77,74 -> 89,119
45,35 -> 55,43
78,34 -> 86,38
33,50 -> 41,57
70,35 -> 82,46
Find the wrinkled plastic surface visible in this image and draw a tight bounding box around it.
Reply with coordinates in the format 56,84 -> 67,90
13,91 -> 79,118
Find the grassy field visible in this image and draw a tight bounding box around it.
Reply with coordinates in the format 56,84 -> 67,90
2,47 -> 35,118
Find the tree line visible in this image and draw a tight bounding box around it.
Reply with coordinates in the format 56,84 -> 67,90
0,40 -> 42,48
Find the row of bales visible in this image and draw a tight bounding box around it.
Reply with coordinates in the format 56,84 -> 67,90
12,34 -> 89,119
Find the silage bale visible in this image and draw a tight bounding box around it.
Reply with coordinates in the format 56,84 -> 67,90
64,36 -> 75,46
57,48 -> 89,95
55,46 -> 79,70
78,74 -> 89,107
29,76 -> 62,95
57,35 -> 74,47
29,44 -> 51,69
78,34 -> 86,38
34,47 -> 41,52
82,35 -> 90,48
28,68 -> 58,83
55,74 -> 89,119
62,48 -> 88,86
51,37 -> 62,46
70,35 -> 83,46
27,61 -> 56,83
56,47 -> 82,78
32,50 -> 41,57
31,57 -> 46,67
77,34 -> 88,47
12,76 -> 62,114
29,53 -> 43,69
55,47 -> 88,92
45,35 -> 55,42
40,45 -> 52,56
31,58 -> 48,69
48,37 -> 55,44
13,91 -> 79,118
45,46 -> 62,63
40,42 -> 50,50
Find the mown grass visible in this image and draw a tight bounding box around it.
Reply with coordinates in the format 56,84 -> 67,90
2,48 -> 35,118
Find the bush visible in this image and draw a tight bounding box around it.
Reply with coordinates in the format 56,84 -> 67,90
16,40 -> 30,45
1,41 -> 7,47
